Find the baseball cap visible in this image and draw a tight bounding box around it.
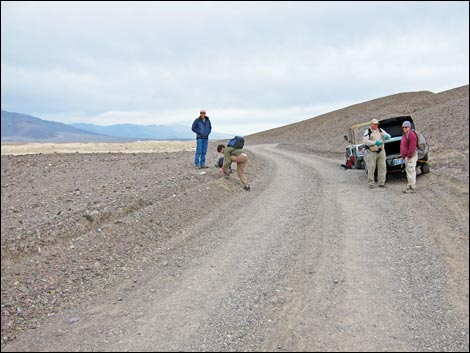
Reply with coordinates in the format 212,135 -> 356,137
402,121 -> 412,128
370,119 -> 379,124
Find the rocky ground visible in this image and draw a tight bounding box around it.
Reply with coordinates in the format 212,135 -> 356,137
0,144 -> 267,346
1,143 -> 468,352
1,85 -> 468,349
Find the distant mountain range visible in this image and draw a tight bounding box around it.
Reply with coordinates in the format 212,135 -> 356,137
1,110 -> 231,142
70,123 -> 231,140
1,110 -> 122,142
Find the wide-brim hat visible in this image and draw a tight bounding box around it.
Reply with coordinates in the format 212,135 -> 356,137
370,119 -> 379,124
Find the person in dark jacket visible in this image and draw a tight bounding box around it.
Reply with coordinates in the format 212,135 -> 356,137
191,109 -> 212,168
400,120 -> 418,193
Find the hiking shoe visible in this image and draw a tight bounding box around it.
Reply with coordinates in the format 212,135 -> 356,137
243,185 -> 251,191
201,165 -> 209,169
378,184 -> 388,188
403,187 -> 416,194
368,185 -> 375,189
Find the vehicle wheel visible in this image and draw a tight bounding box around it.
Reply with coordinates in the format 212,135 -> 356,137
421,163 -> 430,174
354,158 -> 362,169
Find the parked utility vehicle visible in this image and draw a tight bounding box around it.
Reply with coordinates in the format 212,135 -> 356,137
344,116 -> 430,175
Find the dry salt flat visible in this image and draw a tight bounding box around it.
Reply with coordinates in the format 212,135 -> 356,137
1,140 -> 196,155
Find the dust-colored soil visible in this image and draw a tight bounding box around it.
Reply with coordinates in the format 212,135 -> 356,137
1,85 -> 468,351
1,144 -> 468,352
1,141 -> 266,347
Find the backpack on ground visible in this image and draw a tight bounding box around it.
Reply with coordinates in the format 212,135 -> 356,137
227,136 -> 245,149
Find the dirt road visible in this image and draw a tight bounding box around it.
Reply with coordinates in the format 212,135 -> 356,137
3,145 -> 468,352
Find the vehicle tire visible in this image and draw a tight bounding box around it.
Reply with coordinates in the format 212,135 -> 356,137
354,158 -> 362,169
421,162 -> 430,174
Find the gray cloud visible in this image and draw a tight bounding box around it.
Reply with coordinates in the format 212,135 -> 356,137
2,1 -> 468,134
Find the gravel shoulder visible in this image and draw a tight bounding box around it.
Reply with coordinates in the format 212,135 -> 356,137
1,143 -> 267,348
2,144 -> 468,352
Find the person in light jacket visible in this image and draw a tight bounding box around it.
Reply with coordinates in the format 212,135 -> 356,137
400,121 -> 418,193
191,109 -> 212,168
363,118 -> 391,188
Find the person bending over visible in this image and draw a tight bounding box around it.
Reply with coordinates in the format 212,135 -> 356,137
217,144 -> 250,191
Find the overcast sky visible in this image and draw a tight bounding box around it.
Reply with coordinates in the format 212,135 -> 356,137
1,1 -> 469,135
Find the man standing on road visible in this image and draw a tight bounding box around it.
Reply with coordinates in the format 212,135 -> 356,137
363,118 -> 391,188
192,109 -> 212,169
400,120 -> 418,194
217,144 -> 250,191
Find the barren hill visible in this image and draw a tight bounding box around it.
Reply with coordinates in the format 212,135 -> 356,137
248,85 -> 469,175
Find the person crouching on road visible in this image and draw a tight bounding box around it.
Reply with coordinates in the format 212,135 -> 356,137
363,118 -> 391,188
400,121 -> 418,194
217,144 -> 250,191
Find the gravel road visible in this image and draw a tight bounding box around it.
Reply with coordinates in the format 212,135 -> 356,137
3,145 -> 468,352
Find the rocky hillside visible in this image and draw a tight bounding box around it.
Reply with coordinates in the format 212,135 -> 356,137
247,85 -> 469,175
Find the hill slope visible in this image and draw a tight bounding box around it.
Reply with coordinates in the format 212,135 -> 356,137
1,111 -> 122,142
248,85 -> 469,174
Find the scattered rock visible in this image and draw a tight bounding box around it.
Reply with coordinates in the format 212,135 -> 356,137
1,148 -> 267,347
69,317 -> 80,324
